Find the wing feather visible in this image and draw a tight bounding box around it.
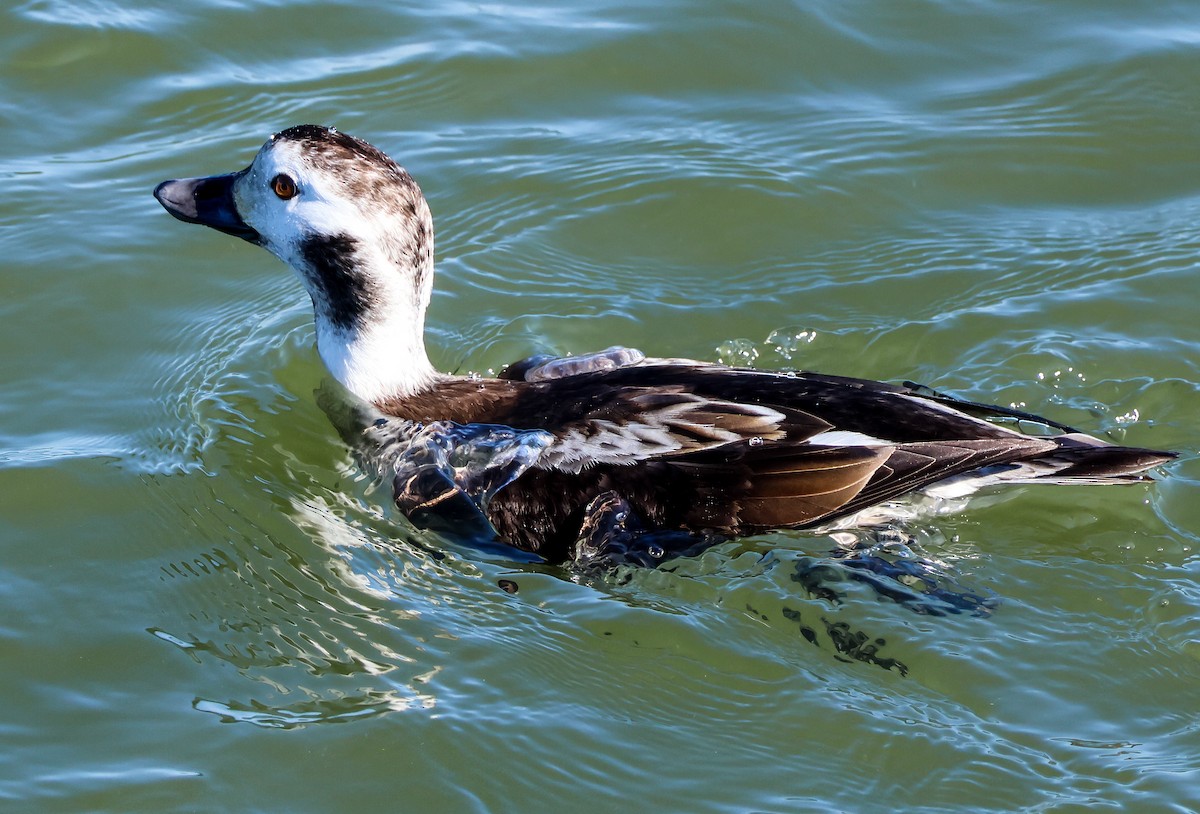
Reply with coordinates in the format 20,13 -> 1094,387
833,437 -> 1059,519
535,388 -> 830,473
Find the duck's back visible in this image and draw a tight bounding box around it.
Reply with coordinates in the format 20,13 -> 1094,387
375,361 -> 1173,560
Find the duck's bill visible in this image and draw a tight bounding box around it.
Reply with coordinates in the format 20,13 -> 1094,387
153,172 -> 260,243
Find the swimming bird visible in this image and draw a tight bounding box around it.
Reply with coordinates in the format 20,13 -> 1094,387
153,124 -> 1175,565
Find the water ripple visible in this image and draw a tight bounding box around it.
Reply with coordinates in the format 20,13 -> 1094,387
3,0 -> 1200,811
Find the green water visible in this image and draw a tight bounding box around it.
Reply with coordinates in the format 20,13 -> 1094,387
3,1 -> 1199,811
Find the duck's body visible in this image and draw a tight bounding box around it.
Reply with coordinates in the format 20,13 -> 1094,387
154,125 -> 1175,564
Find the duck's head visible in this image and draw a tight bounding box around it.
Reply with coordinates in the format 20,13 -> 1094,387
155,125 -> 439,401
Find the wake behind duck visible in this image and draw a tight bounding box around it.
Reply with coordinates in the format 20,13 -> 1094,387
154,125 -> 1175,566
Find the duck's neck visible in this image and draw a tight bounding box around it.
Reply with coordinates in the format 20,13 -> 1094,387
297,229 -> 442,404
315,307 -> 440,405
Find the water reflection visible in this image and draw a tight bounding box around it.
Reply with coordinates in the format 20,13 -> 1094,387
150,481 -> 455,725
192,690 -> 434,730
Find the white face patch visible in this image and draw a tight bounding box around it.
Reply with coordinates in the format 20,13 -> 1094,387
234,140 -> 366,268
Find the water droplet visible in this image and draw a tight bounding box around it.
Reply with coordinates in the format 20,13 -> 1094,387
647,544 -> 665,559
749,436 -> 764,447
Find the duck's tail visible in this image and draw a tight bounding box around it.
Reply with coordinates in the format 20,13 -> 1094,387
998,432 -> 1176,484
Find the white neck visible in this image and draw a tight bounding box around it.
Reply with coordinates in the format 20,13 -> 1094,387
299,233 -> 442,404
315,312 -> 440,404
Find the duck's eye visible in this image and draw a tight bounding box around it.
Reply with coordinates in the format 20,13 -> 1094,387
271,174 -> 297,200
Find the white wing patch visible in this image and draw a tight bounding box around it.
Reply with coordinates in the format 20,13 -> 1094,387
538,390 -> 788,474
807,430 -> 891,447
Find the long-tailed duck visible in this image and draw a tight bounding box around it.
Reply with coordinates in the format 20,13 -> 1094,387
154,125 -> 1175,564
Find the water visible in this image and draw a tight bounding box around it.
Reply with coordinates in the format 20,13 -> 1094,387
2,0 -> 1199,811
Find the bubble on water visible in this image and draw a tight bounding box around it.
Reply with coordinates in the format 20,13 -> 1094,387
647,544 -> 665,559
715,338 -> 759,367
748,436 -> 764,447
765,326 -> 816,361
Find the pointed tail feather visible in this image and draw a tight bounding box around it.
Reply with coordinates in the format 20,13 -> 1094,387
1014,434 -> 1177,482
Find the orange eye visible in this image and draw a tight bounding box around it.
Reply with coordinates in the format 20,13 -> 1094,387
271,174 -> 297,200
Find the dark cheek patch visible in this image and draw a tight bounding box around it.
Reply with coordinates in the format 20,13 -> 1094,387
299,233 -> 377,332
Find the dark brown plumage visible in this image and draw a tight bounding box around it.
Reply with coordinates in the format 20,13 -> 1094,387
374,363 -> 1173,561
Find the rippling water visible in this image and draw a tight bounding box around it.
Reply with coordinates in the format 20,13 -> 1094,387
2,1 -> 1199,811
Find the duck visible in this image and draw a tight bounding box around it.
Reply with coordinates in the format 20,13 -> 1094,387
153,124 -> 1176,565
